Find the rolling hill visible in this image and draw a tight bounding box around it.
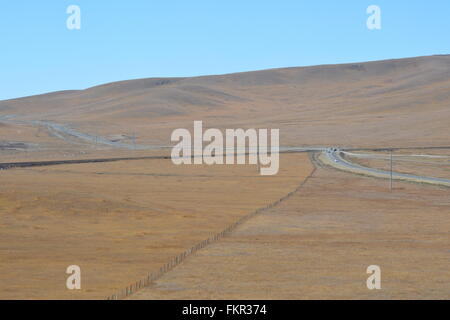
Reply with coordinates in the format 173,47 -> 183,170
1,55 -> 449,151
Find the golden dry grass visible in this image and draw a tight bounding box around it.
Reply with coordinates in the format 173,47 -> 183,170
0,153 -> 313,299
1,55 -> 450,151
1,56 -> 449,300
132,161 -> 450,300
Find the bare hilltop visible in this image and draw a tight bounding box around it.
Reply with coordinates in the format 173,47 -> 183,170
1,55 -> 449,152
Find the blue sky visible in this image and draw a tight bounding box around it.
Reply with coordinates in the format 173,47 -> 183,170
1,1 -> 449,100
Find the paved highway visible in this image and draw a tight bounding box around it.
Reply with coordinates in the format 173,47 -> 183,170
1,140 -> 449,189
321,149 -> 450,188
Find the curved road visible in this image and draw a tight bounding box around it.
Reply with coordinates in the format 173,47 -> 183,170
320,149 -> 450,188
1,133 -> 449,189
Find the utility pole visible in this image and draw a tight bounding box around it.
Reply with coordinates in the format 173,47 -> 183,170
257,157 -> 261,174
257,148 -> 260,174
390,149 -> 393,191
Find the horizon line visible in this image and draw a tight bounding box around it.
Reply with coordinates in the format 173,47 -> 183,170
2,53 -> 449,102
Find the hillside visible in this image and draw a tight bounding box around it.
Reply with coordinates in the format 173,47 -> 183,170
1,55 -> 449,151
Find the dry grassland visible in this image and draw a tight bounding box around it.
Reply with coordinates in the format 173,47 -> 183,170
0,153 -> 313,299
132,162 -> 450,300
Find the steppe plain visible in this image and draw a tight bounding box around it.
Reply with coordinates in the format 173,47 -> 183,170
0,55 -> 449,299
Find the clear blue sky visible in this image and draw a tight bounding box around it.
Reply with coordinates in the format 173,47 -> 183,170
1,0 -> 449,100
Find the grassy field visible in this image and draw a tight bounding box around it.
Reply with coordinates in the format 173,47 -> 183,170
0,153 -> 313,299
1,56 -> 449,299
132,160 -> 450,300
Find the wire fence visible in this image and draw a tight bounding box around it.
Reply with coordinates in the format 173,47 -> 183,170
106,166 -> 317,300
